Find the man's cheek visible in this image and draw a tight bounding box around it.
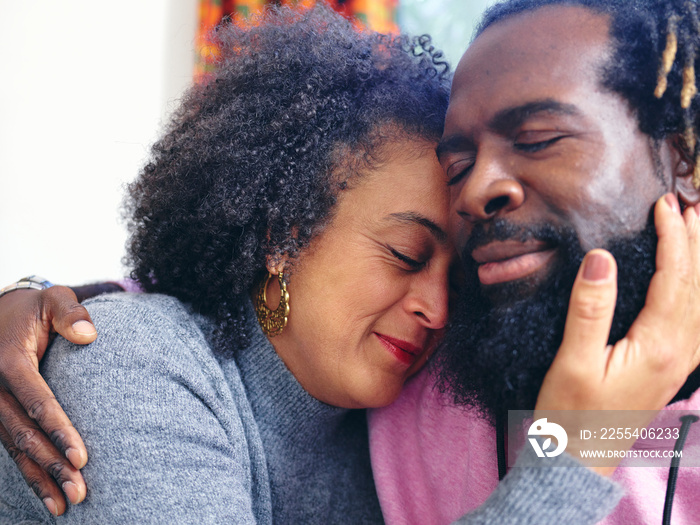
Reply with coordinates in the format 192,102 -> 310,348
448,221 -> 471,261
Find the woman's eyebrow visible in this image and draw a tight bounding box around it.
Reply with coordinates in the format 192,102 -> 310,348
385,212 -> 448,243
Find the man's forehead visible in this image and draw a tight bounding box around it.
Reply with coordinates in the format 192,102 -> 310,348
445,5 -> 613,131
473,4 -> 611,50
457,5 -> 611,83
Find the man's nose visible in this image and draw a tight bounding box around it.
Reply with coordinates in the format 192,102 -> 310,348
454,154 -> 525,222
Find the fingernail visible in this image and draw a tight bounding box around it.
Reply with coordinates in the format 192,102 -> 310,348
72,320 -> 96,336
43,497 -> 58,516
665,193 -> 680,214
62,481 -> 80,504
66,447 -> 86,469
583,252 -> 610,281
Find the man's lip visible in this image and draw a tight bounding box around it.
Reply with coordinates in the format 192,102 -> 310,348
471,240 -> 551,264
471,241 -> 556,286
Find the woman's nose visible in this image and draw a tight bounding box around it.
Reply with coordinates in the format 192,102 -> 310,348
404,271 -> 449,331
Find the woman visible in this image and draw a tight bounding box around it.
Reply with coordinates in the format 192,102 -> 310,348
0,4 -> 697,524
3,5 -> 455,519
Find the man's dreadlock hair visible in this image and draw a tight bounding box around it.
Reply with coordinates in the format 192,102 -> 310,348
477,0 -> 700,188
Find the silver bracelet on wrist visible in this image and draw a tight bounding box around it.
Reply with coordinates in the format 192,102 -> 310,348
0,275 -> 54,299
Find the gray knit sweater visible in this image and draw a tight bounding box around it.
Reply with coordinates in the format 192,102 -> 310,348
0,293 -> 621,523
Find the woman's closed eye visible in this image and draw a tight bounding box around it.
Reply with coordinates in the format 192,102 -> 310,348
388,246 -> 427,271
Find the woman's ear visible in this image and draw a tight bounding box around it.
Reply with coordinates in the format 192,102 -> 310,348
669,134 -> 700,206
265,254 -> 287,276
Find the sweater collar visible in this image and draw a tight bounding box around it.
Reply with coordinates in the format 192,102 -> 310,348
234,299 -> 352,445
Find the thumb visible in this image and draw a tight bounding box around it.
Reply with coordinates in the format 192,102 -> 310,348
40,287 -> 97,345
557,249 -> 618,373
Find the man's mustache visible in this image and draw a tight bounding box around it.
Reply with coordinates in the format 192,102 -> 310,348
461,219 -> 572,264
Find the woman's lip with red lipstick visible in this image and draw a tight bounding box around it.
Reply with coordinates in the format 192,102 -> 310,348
471,241 -> 556,286
374,333 -> 423,366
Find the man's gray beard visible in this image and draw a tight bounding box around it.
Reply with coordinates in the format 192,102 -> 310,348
434,221 -> 657,423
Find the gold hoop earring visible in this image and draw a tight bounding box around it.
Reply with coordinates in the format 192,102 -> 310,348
255,271 -> 289,337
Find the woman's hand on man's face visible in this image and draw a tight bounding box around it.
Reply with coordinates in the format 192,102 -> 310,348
536,194 -> 700,475
0,286 -> 93,515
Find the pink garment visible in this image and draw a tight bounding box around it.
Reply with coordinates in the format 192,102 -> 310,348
368,367 -> 700,525
114,279 -> 143,293
368,368 -> 499,525
601,389 -> 700,525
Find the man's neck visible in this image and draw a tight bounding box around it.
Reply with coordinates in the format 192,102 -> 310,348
671,365 -> 700,404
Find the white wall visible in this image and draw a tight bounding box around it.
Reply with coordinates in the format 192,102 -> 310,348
398,0 -> 499,67
0,0 -> 198,285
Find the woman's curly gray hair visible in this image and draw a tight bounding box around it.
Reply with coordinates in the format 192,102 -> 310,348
124,3 -> 451,343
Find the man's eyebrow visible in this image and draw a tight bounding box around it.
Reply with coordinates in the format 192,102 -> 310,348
436,99 -> 580,161
436,135 -> 472,162
489,99 -> 580,133
386,212 -> 448,243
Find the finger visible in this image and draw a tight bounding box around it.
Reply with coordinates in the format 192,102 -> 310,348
683,202 -> 700,274
558,249 -> 617,372
0,387 -> 87,504
0,287 -> 90,470
1,360 -> 87,470
0,422 -> 67,516
40,286 -> 96,345
630,193 -> 690,339
683,203 -> 700,369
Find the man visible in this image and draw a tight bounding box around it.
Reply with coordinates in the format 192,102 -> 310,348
370,1 -> 700,524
